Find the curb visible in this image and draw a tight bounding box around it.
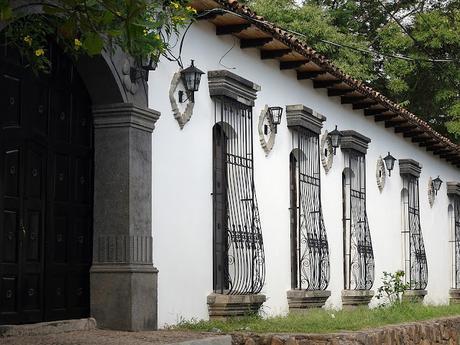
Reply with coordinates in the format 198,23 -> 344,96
0,318 -> 97,337
169,335 -> 232,345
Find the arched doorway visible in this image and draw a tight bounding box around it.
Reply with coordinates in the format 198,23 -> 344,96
0,43 -> 93,324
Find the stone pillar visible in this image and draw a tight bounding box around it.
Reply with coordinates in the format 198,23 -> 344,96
90,103 -> 160,331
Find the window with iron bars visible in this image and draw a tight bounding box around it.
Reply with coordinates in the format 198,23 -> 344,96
212,96 -> 265,295
342,150 -> 374,290
450,196 -> 460,289
289,128 -> 330,291
401,175 -> 428,290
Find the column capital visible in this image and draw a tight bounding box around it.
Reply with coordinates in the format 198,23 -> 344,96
93,103 -> 160,132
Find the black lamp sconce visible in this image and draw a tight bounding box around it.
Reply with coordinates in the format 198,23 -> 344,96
329,125 -> 343,155
178,60 -> 205,103
130,57 -> 158,83
264,106 -> 284,134
432,175 -> 443,195
383,152 -> 397,176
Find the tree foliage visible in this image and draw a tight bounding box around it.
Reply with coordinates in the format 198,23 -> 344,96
0,0 -> 194,72
247,0 -> 460,140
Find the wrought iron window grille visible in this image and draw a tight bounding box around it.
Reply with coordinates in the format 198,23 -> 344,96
343,150 -> 375,290
290,128 -> 330,291
401,176 -> 428,290
212,96 -> 265,295
451,196 -> 460,289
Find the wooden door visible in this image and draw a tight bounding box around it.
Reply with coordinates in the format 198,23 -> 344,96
0,43 -> 93,324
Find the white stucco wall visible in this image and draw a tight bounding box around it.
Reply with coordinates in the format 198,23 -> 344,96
149,21 -> 460,327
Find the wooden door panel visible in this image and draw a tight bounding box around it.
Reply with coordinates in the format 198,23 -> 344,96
4,149 -> 20,197
1,276 -> 18,313
3,210 -> 18,263
0,74 -> 21,129
51,90 -> 71,144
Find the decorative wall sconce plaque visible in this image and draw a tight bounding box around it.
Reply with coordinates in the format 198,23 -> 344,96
258,105 -> 276,155
320,130 -> 333,173
376,156 -> 386,192
428,176 -> 435,207
169,70 -> 195,129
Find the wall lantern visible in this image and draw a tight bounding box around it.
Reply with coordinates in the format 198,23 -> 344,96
179,60 -> 205,103
383,152 -> 396,177
328,125 -> 343,155
130,56 -> 158,82
264,106 -> 283,134
432,175 -> 443,195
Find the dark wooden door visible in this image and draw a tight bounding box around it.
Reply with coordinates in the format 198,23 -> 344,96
0,43 -> 93,324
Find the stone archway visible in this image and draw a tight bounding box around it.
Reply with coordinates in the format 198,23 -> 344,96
1,10 -> 160,331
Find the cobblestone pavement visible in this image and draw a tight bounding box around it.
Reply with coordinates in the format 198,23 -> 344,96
0,330 -> 224,345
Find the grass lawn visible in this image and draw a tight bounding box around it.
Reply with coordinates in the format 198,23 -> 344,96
174,303 -> 460,334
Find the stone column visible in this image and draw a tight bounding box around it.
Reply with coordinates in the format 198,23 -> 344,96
90,103 -> 160,331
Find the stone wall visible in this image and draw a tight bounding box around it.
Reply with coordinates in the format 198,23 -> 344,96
231,316 -> 460,345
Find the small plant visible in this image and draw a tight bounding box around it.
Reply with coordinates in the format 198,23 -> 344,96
376,270 -> 410,306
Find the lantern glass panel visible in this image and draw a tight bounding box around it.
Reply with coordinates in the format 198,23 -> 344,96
329,126 -> 342,148
383,152 -> 396,171
432,176 -> 443,191
268,106 -> 283,125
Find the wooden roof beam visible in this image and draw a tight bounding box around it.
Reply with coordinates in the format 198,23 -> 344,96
394,125 -> 418,133
313,79 -> 341,89
341,96 -> 366,104
426,144 -> 446,152
441,152 -> 458,159
434,148 -> 452,155
280,60 -> 309,70
403,129 -> 424,138
365,108 -> 388,116
240,37 -> 273,49
353,101 -> 378,110
327,88 -> 354,97
261,49 -> 291,60
385,119 -> 407,128
419,140 -> 438,147
374,114 -> 398,122
297,71 -> 326,80
216,23 -> 251,35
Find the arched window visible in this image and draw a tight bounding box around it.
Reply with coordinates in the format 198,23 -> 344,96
211,97 -> 265,295
399,160 -> 427,290
449,197 -> 460,289
289,130 -> 329,291
340,131 -> 374,291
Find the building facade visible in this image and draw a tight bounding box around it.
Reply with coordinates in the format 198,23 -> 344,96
1,0 -> 460,331
150,0 -> 460,327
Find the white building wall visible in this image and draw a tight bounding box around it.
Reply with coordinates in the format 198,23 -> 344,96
149,21 -> 460,327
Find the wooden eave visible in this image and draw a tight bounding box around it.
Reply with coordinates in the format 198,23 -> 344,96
192,0 -> 460,167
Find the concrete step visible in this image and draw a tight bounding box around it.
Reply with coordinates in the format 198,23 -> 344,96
0,318 -> 97,337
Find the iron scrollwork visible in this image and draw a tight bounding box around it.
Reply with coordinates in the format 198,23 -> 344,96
344,151 -> 375,290
403,176 -> 428,290
453,196 -> 460,289
291,129 -> 330,291
213,96 -> 266,295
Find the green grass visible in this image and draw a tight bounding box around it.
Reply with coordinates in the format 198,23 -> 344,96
174,303 -> 460,334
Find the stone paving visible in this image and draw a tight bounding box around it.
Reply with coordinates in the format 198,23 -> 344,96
0,330 -> 229,345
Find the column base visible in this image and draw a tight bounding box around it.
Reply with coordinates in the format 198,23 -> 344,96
287,290 -> 331,313
341,290 -> 374,310
403,289 -> 427,303
207,293 -> 266,320
449,289 -> 460,304
90,264 -> 158,331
